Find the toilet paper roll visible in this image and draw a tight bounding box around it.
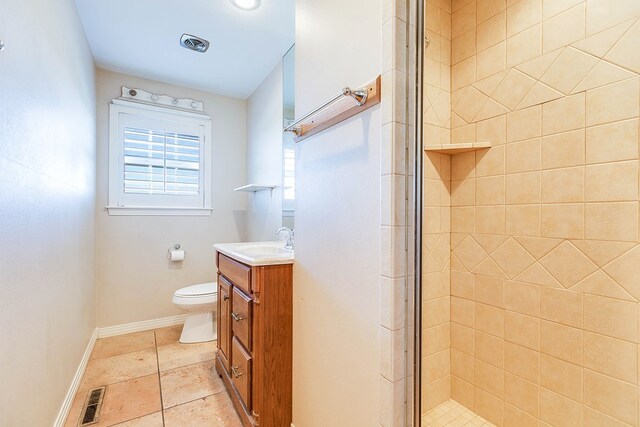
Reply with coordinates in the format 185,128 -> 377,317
169,250 -> 185,262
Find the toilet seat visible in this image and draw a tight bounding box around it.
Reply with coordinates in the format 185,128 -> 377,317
174,282 -> 217,298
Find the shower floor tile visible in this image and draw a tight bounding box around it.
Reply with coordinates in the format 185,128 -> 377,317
64,325 -> 241,427
423,400 -> 495,427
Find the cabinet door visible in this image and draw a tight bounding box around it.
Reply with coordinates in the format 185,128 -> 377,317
232,286 -> 252,351
231,336 -> 252,408
218,275 -> 232,371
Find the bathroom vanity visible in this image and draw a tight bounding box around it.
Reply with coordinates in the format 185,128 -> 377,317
213,242 -> 293,427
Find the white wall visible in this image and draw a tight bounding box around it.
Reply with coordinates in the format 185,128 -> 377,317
293,1 -> 382,425
246,63 -> 284,241
95,69 -> 247,327
0,0 -> 97,425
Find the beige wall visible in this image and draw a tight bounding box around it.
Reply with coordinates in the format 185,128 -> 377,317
422,0 -> 454,413
293,0 -> 382,425
95,69 -> 247,327
424,0 -> 640,425
246,63 -> 284,241
0,0 -> 97,424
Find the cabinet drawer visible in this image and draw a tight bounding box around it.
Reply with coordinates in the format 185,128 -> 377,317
232,287 -> 252,350
231,337 -> 252,408
218,253 -> 251,294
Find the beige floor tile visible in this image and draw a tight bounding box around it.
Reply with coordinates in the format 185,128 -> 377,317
64,392 -> 86,427
95,374 -> 162,426
91,331 -> 156,360
157,341 -> 216,372
160,360 -> 225,408
111,411 -> 163,426
155,325 -> 183,347
79,349 -> 158,394
163,393 -> 242,427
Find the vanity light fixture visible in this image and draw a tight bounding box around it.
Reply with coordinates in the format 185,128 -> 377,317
229,0 -> 261,11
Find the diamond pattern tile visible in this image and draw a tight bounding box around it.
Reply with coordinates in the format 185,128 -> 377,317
539,47 -> 599,94
491,69 -> 537,110
572,60 -> 636,93
540,241 -> 599,288
570,240 -> 637,267
605,19 -> 640,73
573,18 -> 636,58
474,234 -> 509,254
516,262 -> 562,288
515,48 -> 562,79
516,81 -> 564,109
474,98 -> 510,122
572,270 -> 636,301
602,245 -> 640,300
454,86 -> 489,122
490,238 -> 536,278
514,237 -> 563,260
453,235 -> 489,271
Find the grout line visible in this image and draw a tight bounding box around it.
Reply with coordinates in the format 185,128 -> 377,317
154,331 -> 167,427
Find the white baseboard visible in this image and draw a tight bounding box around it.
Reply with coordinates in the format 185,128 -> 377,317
98,314 -> 187,338
53,328 -> 98,427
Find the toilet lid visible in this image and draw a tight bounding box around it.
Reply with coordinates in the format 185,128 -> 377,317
175,282 -> 217,297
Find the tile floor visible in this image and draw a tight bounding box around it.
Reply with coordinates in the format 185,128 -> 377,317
423,400 -> 495,427
65,325 -> 242,427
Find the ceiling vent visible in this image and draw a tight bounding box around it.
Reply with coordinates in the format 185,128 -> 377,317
180,34 -> 210,53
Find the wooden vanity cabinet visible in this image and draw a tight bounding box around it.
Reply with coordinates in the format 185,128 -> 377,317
215,252 -> 293,427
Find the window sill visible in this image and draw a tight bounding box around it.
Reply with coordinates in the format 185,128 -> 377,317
106,206 -> 213,216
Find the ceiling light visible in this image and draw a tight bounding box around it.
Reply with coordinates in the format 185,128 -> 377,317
229,0 -> 261,11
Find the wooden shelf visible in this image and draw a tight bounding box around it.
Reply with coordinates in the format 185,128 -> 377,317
424,142 -> 492,154
233,184 -> 277,193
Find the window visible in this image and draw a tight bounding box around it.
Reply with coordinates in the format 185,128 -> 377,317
108,100 -> 212,215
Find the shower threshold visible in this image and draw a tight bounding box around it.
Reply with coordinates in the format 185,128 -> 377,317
423,400 -> 495,427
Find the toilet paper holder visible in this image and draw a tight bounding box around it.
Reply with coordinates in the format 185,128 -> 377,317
167,244 -> 185,261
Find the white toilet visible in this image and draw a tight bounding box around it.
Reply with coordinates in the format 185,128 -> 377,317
172,282 -> 218,343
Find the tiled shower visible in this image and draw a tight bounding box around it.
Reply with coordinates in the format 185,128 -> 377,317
420,0 -> 640,425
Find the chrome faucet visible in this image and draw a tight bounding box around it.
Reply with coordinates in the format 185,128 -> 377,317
276,227 -> 294,250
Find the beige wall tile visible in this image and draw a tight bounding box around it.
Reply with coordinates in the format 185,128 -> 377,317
476,302 -> 505,338
586,77 -> 640,126
476,146 -> 506,177
541,320 -> 583,364
477,42 -> 507,80
586,119 -> 639,165
478,11 -> 507,50
584,331 -> 638,384
476,206 -> 506,235
452,29 -> 476,65
507,0 -> 542,37
507,106 -> 542,142
504,341 -> 540,383
540,354 -> 583,402
507,24 -> 542,67
582,406 -> 631,427
451,206 -> 475,233
506,171 -> 541,204
451,348 -> 475,382
543,0 -> 583,20
585,0 -> 640,36
475,358 -> 505,398
451,375 -> 475,409
424,349 -> 451,383
476,175 -> 506,205
586,161 -> 639,202
504,372 -> 539,417
542,92 -> 586,135
477,114 -> 507,145
475,274 -> 505,307
584,369 -> 637,425
505,311 -> 540,350
424,323 -> 451,356
478,0 -> 507,23
506,205 -> 541,236
541,167 -> 584,203
452,296 -> 476,327
584,202 -> 638,242
539,387 -> 582,427
424,296 -> 451,328
476,331 -> 505,368
504,403 -> 538,427
451,270 -> 475,299
542,3 -> 586,52
583,294 -> 638,343
451,179 -> 476,206
452,56 -> 477,91
452,0 -> 476,38
541,130 -> 585,169
475,387 -> 505,426
541,203 -> 584,239
451,322 -> 475,354
452,151 -> 476,180
505,280 -> 540,316
540,287 -> 583,328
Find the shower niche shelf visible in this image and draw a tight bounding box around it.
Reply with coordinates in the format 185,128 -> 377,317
424,141 -> 491,154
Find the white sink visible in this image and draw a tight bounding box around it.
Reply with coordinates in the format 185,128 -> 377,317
213,241 -> 294,266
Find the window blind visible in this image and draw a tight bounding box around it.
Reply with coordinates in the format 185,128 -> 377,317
123,126 -> 201,196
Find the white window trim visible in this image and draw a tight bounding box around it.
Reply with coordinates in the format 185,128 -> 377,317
107,99 -> 213,216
